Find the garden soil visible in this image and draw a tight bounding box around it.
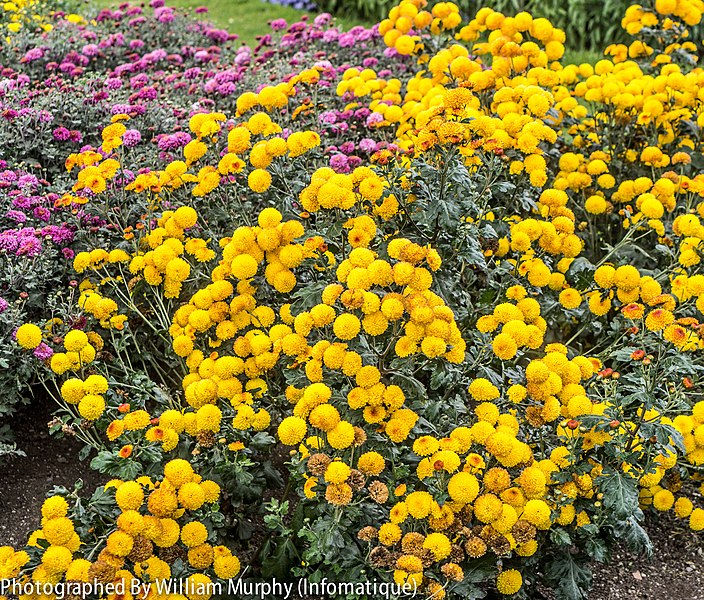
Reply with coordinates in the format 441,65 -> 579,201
1,400 -> 702,599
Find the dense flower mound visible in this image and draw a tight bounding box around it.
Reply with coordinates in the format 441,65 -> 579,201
2,0 -> 704,598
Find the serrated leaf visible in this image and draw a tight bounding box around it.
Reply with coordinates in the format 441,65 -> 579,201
614,516 -> 653,558
546,551 -> 591,600
598,470 -> 639,520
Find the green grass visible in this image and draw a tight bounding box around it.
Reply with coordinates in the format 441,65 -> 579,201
89,0 -> 365,46
89,0 -> 599,61
563,48 -> 603,65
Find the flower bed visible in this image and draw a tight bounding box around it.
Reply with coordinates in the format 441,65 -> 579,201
1,0 -> 704,598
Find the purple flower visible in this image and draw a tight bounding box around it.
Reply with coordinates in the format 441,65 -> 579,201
17,174 -> 38,189
5,210 -> 27,223
323,29 -> 339,43
123,129 -> 142,147
53,126 -> 71,141
0,170 -> 18,184
22,48 -> 44,62
314,13 -> 332,27
155,6 -> 175,22
33,207 -> 51,222
319,111 -> 337,125
218,82 -> 237,96
82,44 -> 100,57
359,138 -> 377,153
339,33 -> 356,47
17,236 -> 42,256
0,298 -> 8,313
33,343 -> 54,360
104,77 -> 123,90
330,154 -> 350,173
366,113 -> 384,126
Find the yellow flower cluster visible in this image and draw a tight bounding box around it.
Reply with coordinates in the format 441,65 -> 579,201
380,0 -> 461,56
125,110 -> 320,200
130,208 -> 215,297
1,0 -> 54,35
0,463 -> 240,598
48,325 -> 101,375
235,67 -> 321,116
67,151 -> 119,197
60,372 -> 109,421
15,0 -> 704,596
299,166 -> 387,213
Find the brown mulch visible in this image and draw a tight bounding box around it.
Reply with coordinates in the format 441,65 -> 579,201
0,400 -> 703,598
0,398 -> 104,546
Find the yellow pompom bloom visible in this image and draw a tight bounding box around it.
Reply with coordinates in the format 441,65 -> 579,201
16,323 -> 42,349
496,569 -> 522,595
447,472 -> 480,503
60,379 -> 85,404
324,461 -> 351,484
173,206 -> 198,229
164,459 -> 195,487
333,313 -> 361,340
63,329 -> 88,352
42,496 -> 69,519
78,395 -> 105,420
248,169 -> 272,193
181,522 -> 208,548
278,416 -> 307,445
492,333 -> 518,360
357,451 -> 385,476
230,254 -> 259,280
559,288 -> 582,309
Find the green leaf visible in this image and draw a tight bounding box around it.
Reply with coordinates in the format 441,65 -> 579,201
614,516 -> 653,558
597,470 -> 639,520
545,551 -> 592,600
261,538 -> 297,580
90,451 -> 142,479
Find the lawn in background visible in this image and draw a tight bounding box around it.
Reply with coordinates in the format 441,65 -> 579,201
90,0 -> 367,45
90,0 -> 601,60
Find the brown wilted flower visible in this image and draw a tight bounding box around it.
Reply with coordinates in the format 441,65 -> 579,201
526,406 -> 545,428
357,526 -> 378,542
512,520 -> 537,544
127,535 -> 153,563
325,482 -> 352,506
347,469 -> 365,491
368,480 -> 389,504
418,548 -> 436,568
464,536 -> 487,558
307,453 -> 331,476
352,426 -> 367,446
441,562 -> 464,582
97,550 -> 123,569
488,534 -> 511,556
401,532 -> 425,555
449,543 -> 465,563
88,560 -> 117,584
480,525 -> 501,541
196,430 -> 216,448
159,545 -> 187,565
369,546 -> 392,568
